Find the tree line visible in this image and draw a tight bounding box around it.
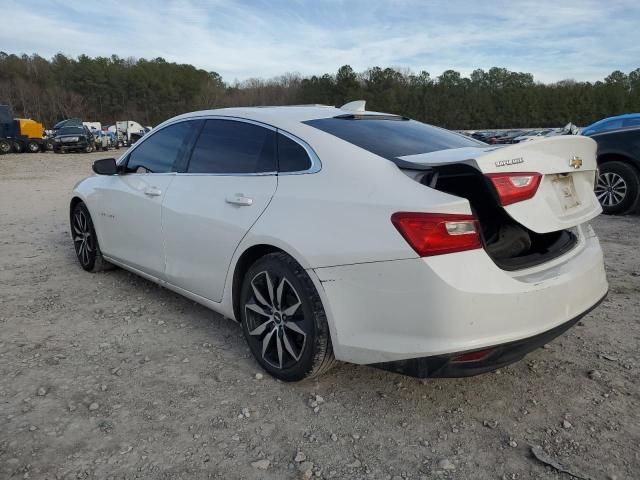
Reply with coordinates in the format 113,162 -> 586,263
1,52 -> 639,130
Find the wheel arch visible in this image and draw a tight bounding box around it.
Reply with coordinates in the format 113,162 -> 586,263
230,244 -> 289,323
69,196 -> 84,220
597,152 -> 640,173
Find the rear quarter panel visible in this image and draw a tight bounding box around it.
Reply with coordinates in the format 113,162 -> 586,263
244,131 -> 473,269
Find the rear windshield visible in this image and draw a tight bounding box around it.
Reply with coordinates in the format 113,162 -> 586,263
303,117 -> 484,160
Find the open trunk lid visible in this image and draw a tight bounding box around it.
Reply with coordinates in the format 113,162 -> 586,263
399,136 -> 601,233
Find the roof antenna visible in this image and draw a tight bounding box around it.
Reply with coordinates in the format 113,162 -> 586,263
340,100 -> 366,113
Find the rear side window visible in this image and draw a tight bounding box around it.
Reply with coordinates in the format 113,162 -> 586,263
127,121 -> 192,173
187,119 -> 276,174
277,133 -> 312,172
304,117 -> 484,161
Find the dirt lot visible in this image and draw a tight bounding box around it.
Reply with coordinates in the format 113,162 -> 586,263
1,151 -> 639,480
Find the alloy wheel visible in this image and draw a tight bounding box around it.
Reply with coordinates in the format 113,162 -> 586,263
595,172 -> 627,207
72,209 -> 95,267
244,271 -> 308,369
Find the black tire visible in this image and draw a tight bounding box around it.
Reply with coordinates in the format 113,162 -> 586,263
12,141 -> 23,153
595,161 -> 640,215
84,144 -> 93,153
0,139 -> 11,155
45,140 -> 54,151
70,202 -> 112,272
240,252 -> 337,381
26,140 -> 40,153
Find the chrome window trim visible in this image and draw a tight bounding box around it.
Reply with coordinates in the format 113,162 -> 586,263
119,114 -> 322,176
276,129 -> 322,175
175,171 -> 278,177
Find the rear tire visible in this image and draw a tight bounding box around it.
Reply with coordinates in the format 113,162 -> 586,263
27,140 -> 40,153
70,202 -> 112,272
12,141 -> 23,153
240,252 -> 337,381
595,161 -> 640,215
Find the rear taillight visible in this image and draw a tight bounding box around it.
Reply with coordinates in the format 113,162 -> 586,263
391,212 -> 482,257
486,172 -> 542,206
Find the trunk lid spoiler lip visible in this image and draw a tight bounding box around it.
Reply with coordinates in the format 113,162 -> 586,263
395,136 -> 598,174
395,146 -> 500,170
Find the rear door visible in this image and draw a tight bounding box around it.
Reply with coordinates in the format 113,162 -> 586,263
399,136 -> 602,233
161,118 -> 278,302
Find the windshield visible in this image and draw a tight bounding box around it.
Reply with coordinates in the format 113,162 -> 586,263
304,116 -> 484,160
58,126 -> 84,135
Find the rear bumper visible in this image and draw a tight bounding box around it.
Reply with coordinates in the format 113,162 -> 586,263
369,293 -> 606,378
312,224 -> 608,365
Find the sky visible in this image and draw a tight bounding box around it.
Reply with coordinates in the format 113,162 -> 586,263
1,0 -> 639,83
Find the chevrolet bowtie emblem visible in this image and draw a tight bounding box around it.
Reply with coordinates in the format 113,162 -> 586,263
570,156 -> 583,169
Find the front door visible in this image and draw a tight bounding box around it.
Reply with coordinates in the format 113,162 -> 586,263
95,120 -> 196,278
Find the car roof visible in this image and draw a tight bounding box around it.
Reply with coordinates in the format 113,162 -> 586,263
163,104 -> 395,132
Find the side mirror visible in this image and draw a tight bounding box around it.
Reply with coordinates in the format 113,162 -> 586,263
92,158 -> 118,175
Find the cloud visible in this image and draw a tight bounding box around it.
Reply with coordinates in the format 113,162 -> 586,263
1,0 -> 638,82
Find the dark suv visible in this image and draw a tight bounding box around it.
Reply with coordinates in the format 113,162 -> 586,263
587,125 -> 640,214
53,126 -> 95,153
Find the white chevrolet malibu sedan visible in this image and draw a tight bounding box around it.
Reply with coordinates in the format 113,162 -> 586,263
70,102 -> 608,381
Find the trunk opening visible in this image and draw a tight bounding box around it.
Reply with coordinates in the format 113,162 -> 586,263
419,164 -> 578,270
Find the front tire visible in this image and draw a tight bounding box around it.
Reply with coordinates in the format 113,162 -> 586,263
595,161 -> 640,215
0,139 -> 11,154
70,202 -> 111,272
240,252 -> 336,381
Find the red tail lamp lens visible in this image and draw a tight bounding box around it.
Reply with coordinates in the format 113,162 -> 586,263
486,172 -> 542,206
391,212 -> 482,257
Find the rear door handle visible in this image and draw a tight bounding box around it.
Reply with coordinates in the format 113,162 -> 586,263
225,194 -> 253,206
144,186 -> 162,197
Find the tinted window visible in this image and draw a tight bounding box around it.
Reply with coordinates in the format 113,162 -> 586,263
127,121 -> 192,173
278,133 -> 312,172
187,119 -> 275,174
304,117 -> 484,160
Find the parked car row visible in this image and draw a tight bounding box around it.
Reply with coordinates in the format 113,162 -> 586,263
465,125 -> 577,145
0,113 -> 153,156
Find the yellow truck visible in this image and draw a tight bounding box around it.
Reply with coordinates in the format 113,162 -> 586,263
0,105 -> 52,154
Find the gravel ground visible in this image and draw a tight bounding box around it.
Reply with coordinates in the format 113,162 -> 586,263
1,151 -> 639,480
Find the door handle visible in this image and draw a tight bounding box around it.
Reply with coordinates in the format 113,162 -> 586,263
225,194 -> 253,206
144,187 -> 162,197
